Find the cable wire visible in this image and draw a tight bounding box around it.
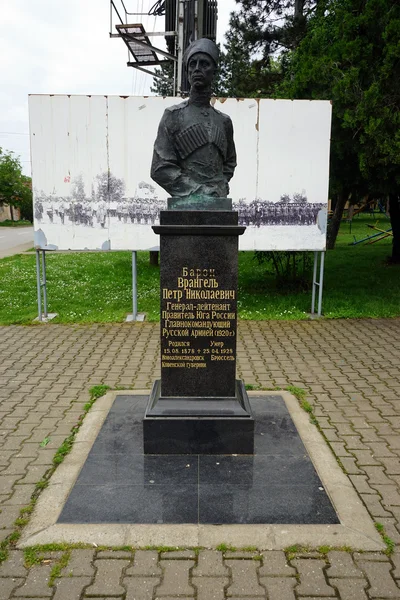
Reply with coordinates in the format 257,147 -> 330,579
149,0 -> 165,16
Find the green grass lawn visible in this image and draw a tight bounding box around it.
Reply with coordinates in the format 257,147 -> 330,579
0,220 -> 32,227
0,214 -> 398,325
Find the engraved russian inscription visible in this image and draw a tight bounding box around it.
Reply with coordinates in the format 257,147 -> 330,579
159,236 -> 239,397
161,266 -> 236,374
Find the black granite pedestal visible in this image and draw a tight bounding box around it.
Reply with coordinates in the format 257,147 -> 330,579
59,394 -> 339,525
144,379 -> 254,454
143,203 -> 254,454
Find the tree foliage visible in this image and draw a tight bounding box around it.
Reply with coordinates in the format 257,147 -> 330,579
150,62 -> 175,96
215,29 -> 282,97
0,148 -> 33,222
231,0 -> 320,56
214,0 -> 320,98
278,0 -> 400,253
152,0 -> 400,259
221,0 -> 399,257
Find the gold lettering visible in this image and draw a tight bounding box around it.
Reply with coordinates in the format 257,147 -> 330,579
211,312 -> 235,320
177,277 -> 219,289
162,362 -> 186,368
185,289 -> 235,300
190,329 -> 214,338
163,288 -> 183,301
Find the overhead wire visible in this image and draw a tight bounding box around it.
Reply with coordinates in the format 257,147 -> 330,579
149,0 -> 165,16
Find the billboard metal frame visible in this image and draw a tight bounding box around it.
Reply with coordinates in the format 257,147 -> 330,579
34,248 -> 326,322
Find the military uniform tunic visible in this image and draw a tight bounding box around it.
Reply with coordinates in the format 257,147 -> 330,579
151,99 -> 237,198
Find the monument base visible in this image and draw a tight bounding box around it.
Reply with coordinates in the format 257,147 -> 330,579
143,379 -> 254,454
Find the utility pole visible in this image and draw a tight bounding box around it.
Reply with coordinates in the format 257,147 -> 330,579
176,0 -> 185,95
174,0 -> 218,96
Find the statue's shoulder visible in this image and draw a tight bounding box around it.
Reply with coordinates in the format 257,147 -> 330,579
211,105 -> 232,122
211,105 -> 233,131
164,99 -> 189,114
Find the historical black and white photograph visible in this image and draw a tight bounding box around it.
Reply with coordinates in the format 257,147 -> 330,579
30,95 -> 331,251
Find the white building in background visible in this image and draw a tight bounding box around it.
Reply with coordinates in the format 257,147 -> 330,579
0,204 -> 21,222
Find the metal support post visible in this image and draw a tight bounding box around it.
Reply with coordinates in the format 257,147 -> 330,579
132,250 -> 137,321
41,249 -> 48,318
35,250 -> 42,322
176,0 -> 184,94
194,0 -> 199,40
125,250 -> 145,322
318,251 -> 325,317
34,249 -> 58,323
311,251 -> 325,317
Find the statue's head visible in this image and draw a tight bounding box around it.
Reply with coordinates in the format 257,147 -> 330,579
183,38 -> 219,91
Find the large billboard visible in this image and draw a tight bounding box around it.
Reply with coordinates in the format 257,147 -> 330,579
29,95 -> 331,251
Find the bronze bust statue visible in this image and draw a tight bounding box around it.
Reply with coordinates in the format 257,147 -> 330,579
151,38 -> 237,201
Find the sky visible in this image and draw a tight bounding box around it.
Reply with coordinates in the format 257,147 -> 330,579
0,0 -> 237,175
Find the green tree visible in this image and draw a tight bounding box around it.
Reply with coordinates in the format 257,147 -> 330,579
0,148 -> 33,222
214,0 -> 321,98
231,0 -> 320,57
278,0 -> 400,255
150,62 -> 175,96
215,27 -> 282,97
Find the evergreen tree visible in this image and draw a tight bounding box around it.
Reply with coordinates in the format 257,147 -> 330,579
214,0 -> 318,98
215,28 -> 282,97
150,62 -> 175,96
231,0 -> 320,57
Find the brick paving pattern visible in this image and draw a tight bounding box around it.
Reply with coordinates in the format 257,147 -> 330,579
0,319 -> 399,598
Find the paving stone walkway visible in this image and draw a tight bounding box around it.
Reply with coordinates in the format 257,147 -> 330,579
0,319 -> 400,598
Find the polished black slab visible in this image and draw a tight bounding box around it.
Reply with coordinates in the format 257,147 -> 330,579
59,483 -> 198,524
143,379 -> 254,454
158,210 -> 242,399
167,197 -> 233,211
58,394 -> 339,525
146,380 -> 252,417
199,485 -> 336,525
160,209 -> 237,225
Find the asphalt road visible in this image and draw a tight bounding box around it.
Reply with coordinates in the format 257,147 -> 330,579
0,226 -> 33,258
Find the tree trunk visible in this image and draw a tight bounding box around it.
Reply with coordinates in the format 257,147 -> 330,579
327,191 -> 348,249
149,251 -> 159,266
388,194 -> 400,263
347,204 -> 354,221
10,204 -> 15,221
294,0 -> 305,18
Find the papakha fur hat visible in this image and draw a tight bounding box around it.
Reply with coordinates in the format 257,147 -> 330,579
183,38 -> 219,68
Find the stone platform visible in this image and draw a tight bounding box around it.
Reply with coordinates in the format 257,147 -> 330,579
1,319 -> 400,599
58,393 -> 338,525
